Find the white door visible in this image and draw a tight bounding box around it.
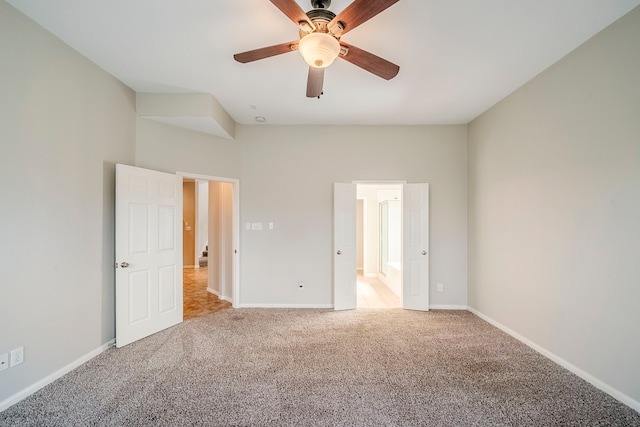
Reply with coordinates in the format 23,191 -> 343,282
115,164 -> 183,347
402,183 -> 430,311
333,183 -> 357,310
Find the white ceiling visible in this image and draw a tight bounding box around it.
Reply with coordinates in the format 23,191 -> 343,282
8,0 -> 640,129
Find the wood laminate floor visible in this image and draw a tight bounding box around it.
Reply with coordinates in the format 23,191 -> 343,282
357,273 -> 401,308
183,267 -> 231,320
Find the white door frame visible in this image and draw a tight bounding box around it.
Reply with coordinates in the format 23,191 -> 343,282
178,172 -> 240,308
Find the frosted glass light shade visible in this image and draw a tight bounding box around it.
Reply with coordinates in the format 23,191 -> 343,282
298,32 -> 340,68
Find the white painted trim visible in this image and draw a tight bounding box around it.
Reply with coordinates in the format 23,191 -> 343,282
238,304 -> 333,309
0,340 -> 115,412
467,306 -> 640,413
429,304 -> 468,310
177,172 -> 237,184
207,287 -> 221,298
352,180 -> 408,185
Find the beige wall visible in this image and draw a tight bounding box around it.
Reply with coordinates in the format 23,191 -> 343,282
468,6 -> 640,407
358,185 -> 380,277
237,124 -> 468,307
135,122 -> 468,308
135,118 -> 241,178
207,181 -> 234,300
0,1 -> 136,405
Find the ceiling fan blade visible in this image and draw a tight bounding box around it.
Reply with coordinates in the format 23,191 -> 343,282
306,67 -> 325,98
328,0 -> 399,36
339,42 -> 399,80
234,41 -> 299,63
270,0 -> 316,31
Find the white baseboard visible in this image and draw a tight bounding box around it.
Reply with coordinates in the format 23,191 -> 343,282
0,340 -> 115,412
238,303 -> 333,309
467,306 -> 640,413
207,288 -> 232,304
429,304 -> 468,310
239,304 -> 469,311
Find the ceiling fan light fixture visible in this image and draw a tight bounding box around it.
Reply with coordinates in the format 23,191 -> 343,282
298,32 -> 340,68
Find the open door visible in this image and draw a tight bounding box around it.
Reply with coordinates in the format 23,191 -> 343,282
333,183 -> 357,310
115,164 -> 183,347
402,183 -> 429,310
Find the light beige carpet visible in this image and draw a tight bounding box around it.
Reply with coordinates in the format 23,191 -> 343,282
1,309 -> 638,426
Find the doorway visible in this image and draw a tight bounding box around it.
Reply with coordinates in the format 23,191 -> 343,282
355,184 -> 402,309
179,173 -> 239,319
334,182 -> 429,311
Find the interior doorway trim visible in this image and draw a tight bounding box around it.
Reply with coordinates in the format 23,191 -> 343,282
178,172 -> 240,308
352,180 -> 407,185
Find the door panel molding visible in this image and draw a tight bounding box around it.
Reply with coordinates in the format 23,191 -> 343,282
116,164 -> 183,347
402,183 -> 430,311
334,183 -> 357,310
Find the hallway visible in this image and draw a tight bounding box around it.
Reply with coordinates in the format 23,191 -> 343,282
183,267 -> 231,320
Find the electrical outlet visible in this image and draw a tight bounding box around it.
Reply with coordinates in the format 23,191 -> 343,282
437,283 -> 444,292
0,353 -> 8,372
298,281 -> 304,290
10,347 -> 24,367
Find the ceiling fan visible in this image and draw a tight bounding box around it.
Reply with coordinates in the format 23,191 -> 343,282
234,0 -> 400,98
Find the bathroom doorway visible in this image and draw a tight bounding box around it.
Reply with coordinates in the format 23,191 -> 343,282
355,184 -> 402,308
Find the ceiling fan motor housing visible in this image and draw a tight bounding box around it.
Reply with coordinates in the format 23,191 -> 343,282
311,0 -> 331,9
301,9 -> 343,38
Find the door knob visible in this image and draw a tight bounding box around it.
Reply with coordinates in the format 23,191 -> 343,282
421,251 -> 427,255
120,262 -> 130,268
336,250 -> 342,255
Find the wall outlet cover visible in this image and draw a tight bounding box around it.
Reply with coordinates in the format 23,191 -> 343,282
10,347 -> 24,367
